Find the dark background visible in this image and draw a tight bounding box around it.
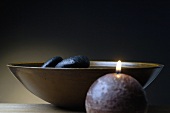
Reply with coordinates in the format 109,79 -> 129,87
0,1 -> 170,105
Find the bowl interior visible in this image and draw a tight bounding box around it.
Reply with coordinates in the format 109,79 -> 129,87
8,61 -> 163,89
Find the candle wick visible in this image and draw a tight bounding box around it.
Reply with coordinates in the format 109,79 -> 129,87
116,71 -> 121,74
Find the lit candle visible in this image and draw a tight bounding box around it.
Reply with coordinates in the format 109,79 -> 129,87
85,60 -> 148,113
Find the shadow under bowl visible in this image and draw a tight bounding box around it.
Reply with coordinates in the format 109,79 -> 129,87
7,61 -> 163,110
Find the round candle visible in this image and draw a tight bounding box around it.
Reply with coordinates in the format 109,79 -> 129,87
85,61 -> 148,113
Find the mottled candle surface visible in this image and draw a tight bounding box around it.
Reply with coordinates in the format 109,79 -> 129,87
85,73 -> 148,113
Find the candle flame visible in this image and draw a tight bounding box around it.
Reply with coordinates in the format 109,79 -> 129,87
116,60 -> 121,74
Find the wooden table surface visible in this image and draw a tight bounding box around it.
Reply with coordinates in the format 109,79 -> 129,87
0,104 -> 169,113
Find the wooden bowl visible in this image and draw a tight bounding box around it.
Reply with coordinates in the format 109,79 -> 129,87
7,61 -> 163,110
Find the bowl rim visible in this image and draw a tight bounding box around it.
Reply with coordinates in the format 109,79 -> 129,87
7,61 -> 164,70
